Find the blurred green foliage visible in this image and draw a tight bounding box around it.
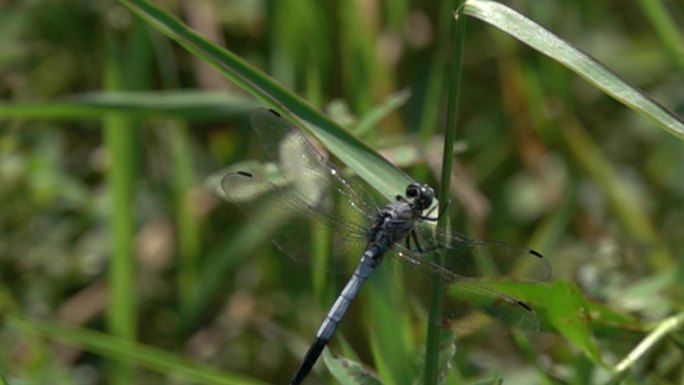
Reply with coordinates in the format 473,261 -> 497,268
1,1 -> 683,385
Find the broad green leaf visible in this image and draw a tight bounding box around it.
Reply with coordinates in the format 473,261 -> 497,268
586,301 -> 645,336
546,282 -> 602,364
117,0 -> 414,200
461,0 -> 684,140
323,349 -> 383,385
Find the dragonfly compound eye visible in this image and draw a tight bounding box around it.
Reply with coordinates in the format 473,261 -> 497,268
417,185 -> 434,209
406,183 -> 421,198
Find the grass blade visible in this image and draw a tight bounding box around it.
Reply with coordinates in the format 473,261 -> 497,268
7,316 -> 268,385
607,311 -> 684,384
168,122 -> 202,327
462,0 -> 684,140
117,0 -> 413,199
635,0 -> 684,74
0,91 -> 259,121
104,36 -> 137,385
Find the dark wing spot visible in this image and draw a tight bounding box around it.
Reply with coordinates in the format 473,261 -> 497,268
267,108 -> 281,117
517,300 -> 533,312
237,171 -> 253,177
528,249 -> 544,258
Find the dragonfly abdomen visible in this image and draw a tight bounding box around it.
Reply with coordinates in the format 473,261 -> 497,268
316,248 -> 381,339
291,248 -> 383,384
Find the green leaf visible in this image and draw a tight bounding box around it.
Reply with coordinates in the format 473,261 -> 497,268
546,282 -> 602,364
586,301 -> 645,335
323,349 -> 383,385
462,0 -> 684,140
117,0 -> 414,200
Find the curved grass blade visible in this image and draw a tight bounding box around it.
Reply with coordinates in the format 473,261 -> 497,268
0,90 -> 259,121
117,0 -> 413,200
461,0 -> 684,140
353,89 -> 411,136
608,311 -> 684,384
7,315 -> 269,385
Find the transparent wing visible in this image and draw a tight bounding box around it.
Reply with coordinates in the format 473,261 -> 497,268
381,246 -> 542,333
249,108 -> 380,222
412,223 -> 552,282
220,108 -> 381,271
222,108 -> 549,332
375,218 -> 551,333
221,162 -> 369,271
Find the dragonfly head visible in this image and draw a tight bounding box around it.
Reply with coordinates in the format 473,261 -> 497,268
405,182 -> 435,211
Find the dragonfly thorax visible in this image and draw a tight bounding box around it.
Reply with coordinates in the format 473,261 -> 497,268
366,183 -> 435,248
366,200 -> 419,249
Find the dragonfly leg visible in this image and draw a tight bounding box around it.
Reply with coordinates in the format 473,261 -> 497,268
410,230 -> 423,253
408,229 -> 442,254
419,199 -> 451,221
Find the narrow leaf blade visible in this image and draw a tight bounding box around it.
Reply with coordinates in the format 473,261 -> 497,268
462,0 -> 684,140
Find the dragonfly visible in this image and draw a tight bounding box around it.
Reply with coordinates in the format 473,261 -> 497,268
221,108 -> 551,385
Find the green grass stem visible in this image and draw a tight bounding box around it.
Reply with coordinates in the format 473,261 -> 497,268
169,122 -> 201,328
607,311 -> 684,384
104,35 -> 137,385
635,0 -> 684,74
423,7 -> 466,385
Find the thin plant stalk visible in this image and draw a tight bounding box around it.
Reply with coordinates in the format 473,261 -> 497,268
635,0 -> 684,74
602,311 -> 684,385
423,7 -> 466,385
104,35 -> 137,385
170,122 -> 201,328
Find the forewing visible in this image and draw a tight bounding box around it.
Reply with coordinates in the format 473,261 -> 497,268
383,246 -> 542,333
220,108 -> 384,272
412,223 -> 552,282
221,161 -> 369,272
249,108 -> 379,223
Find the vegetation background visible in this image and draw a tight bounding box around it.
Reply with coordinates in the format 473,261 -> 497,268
1,0 -> 683,385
